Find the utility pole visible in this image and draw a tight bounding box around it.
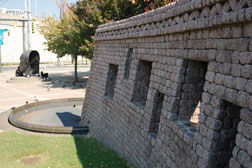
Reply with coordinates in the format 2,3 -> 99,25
23,0 -> 31,51
51,0 -> 69,66
58,0 -> 63,66
60,0 -> 63,19
0,45 -> 2,72
51,0 -> 69,19
35,0 -> 38,17
27,0 -> 31,50
23,0 -> 27,52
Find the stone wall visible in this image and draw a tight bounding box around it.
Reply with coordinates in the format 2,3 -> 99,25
80,0 -> 252,167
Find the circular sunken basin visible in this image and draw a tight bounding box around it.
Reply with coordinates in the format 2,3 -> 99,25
8,98 -> 89,134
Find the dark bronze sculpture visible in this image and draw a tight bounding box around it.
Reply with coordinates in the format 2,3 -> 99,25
40,71 -> 49,79
15,66 -> 23,76
16,50 -> 40,77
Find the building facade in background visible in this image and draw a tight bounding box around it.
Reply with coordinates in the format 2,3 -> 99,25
0,7 -> 71,64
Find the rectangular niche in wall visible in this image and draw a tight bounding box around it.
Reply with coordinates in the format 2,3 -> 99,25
131,60 -> 152,108
123,48 -> 133,79
104,64 -> 119,99
216,101 -> 241,168
149,91 -> 164,136
178,60 -> 208,124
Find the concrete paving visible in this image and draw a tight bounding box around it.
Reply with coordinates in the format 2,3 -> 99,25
0,64 -> 90,114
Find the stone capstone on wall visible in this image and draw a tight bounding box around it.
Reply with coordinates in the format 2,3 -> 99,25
81,0 -> 252,167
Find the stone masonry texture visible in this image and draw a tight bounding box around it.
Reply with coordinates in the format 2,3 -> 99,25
80,0 -> 252,167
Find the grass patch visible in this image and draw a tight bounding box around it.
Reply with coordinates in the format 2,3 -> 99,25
0,131 -> 131,168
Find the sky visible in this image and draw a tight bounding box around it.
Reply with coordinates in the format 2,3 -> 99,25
0,0 -> 77,18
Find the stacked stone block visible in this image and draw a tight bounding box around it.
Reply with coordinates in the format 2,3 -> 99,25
81,0 -> 252,167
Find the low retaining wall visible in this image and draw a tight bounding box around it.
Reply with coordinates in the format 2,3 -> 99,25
81,0 -> 252,167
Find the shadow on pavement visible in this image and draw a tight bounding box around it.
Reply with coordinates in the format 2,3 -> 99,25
56,112 -> 81,127
49,71 -> 90,82
40,71 -> 89,89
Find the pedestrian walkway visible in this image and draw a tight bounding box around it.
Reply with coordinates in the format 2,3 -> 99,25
0,64 -> 90,114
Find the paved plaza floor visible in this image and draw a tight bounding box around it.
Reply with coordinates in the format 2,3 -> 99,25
0,64 -> 90,114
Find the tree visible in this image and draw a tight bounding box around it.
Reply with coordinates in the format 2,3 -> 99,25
69,0 -> 104,81
69,0 -> 175,61
40,17 -> 67,58
41,3 -> 103,82
41,0 -> 175,82
94,0 -> 175,21
71,0 -> 104,60
60,15 -> 81,82
41,15 -> 81,82
130,0 -> 176,13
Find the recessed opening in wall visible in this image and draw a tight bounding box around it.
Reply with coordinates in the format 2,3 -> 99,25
216,100 -> 241,168
131,60 -> 152,108
178,60 -> 208,126
104,64 -> 119,99
123,48 -> 133,79
149,91 -> 164,136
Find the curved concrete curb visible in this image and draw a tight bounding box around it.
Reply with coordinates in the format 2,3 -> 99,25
7,76 -> 42,83
8,98 -> 89,134
6,76 -> 50,83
